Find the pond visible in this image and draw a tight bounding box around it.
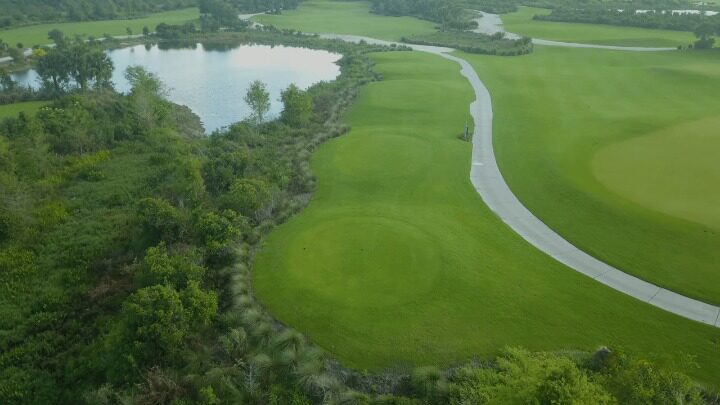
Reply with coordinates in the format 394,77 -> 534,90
12,43 -> 342,132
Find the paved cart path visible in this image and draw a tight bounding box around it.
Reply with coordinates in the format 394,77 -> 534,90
473,11 -> 675,51
243,17 -> 720,327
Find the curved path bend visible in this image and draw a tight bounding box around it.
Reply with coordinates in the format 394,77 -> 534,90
473,11 -> 675,51
242,16 -> 720,326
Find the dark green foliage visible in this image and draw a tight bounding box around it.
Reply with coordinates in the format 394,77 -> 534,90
403,31 -> 533,56
137,197 -> 189,243
281,83 -> 314,127
35,38 -> 114,94
155,21 -> 197,38
223,177 -> 272,217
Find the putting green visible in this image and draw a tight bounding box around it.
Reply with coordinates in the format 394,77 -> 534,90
254,51 -> 720,385
502,6 -> 695,47
593,116 -> 720,229
466,47 -> 720,305
254,0 -> 437,41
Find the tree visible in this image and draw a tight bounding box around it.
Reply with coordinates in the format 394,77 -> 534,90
107,285 -> 189,381
196,210 -> 242,262
126,66 -> 170,129
245,80 -> 271,127
36,47 -> 70,93
126,27 -> 133,36
694,22 -> 716,49
137,243 -> 205,289
48,28 -> 65,45
143,25 -> 150,36
280,84 -> 313,127
0,68 -> 15,91
137,197 -> 187,243
223,178 -> 271,217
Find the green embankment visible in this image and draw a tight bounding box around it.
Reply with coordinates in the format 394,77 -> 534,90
466,46 -> 720,304
502,6 -> 696,47
254,50 -> 720,385
254,0 -> 437,41
0,8 -> 199,47
0,101 -> 47,119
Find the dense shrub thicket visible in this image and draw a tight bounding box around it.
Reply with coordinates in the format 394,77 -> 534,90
402,31 -> 533,55
0,30 -> 390,403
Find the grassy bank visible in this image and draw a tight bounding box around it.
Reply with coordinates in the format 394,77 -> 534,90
502,6 -> 696,47
0,8 -> 199,47
253,50 -> 720,385
466,46 -> 720,304
0,101 -> 47,119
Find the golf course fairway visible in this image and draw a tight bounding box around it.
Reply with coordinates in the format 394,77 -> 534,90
253,50 -> 720,385
464,46 -> 720,306
502,6 -> 695,47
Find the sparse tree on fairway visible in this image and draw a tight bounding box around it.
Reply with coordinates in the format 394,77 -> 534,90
693,22 -> 716,49
280,84 -> 313,127
48,28 -> 65,45
143,26 -> 150,36
245,80 -> 270,127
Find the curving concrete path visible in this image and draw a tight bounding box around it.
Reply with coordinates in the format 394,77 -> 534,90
473,11 -> 676,51
242,17 -> 720,327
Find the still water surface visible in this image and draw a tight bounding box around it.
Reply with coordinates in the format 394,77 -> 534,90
12,43 -> 342,132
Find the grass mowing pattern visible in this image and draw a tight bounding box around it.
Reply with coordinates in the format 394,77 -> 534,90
0,8 -> 198,47
0,101 -> 47,119
466,46 -> 720,305
254,0 -> 437,41
253,51 -> 720,385
502,6 -> 695,47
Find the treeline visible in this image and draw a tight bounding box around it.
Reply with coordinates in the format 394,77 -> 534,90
0,0 -> 195,27
462,0 -> 709,15
535,7 -> 718,32
0,30 -> 391,403
370,0 -> 478,30
403,31 -> 534,55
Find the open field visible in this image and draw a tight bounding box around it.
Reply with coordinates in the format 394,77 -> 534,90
502,6 -> 696,47
0,8 -> 199,47
0,101 -> 47,119
254,0 -> 437,41
466,47 -> 720,305
254,50 -> 720,385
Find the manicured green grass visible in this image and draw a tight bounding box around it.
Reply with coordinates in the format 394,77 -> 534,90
502,6 -> 695,47
0,8 -> 199,47
254,0 -> 437,41
254,50 -> 720,386
592,116 -> 720,229
0,101 -> 47,119
465,47 -> 720,305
